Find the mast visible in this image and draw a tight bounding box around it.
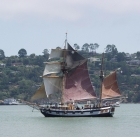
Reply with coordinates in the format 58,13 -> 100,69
64,33 -> 67,49
99,53 -> 104,107
61,33 -> 67,103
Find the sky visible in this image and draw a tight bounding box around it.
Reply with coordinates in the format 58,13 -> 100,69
0,0 -> 140,56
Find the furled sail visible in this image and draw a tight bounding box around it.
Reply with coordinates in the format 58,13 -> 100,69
49,49 -> 64,59
101,71 -> 121,99
43,62 -> 62,76
63,61 -> 97,102
49,44 -> 85,71
31,84 -> 47,101
43,62 -> 63,97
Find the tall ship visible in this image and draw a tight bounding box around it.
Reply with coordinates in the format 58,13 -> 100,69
29,36 -> 122,117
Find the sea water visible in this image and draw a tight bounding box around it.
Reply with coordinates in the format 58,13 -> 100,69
0,104 -> 140,137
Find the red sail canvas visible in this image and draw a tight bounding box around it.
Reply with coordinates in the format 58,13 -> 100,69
102,71 -> 121,99
63,61 -> 96,102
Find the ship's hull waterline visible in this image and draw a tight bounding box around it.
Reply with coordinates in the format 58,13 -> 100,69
40,106 -> 115,117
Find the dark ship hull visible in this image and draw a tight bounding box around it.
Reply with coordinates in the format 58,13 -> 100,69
40,106 -> 115,117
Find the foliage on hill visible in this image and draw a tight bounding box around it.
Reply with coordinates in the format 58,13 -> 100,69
0,47 -> 140,103
0,55 -> 47,101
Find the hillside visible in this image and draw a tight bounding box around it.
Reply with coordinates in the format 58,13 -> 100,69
0,50 -> 140,103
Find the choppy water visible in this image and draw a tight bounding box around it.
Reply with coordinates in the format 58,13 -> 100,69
0,104 -> 140,137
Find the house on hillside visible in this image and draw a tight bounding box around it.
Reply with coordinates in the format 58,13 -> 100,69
3,98 -> 19,105
89,57 -> 101,63
110,57 -> 117,62
11,62 -> 23,66
125,53 -> 131,60
126,60 -> 140,65
0,100 -> 3,104
0,63 -> 6,68
131,74 -> 140,77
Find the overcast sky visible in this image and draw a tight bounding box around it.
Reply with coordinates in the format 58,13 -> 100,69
0,0 -> 140,56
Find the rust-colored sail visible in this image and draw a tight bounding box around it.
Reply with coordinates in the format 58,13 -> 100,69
102,71 -> 121,99
63,61 -> 96,102
31,84 -> 47,101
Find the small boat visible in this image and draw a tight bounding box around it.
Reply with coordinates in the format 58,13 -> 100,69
30,35 -> 122,117
3,98 -> 19,105
114,102 -> 120,107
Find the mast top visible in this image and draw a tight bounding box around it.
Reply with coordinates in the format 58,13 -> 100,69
65,32 -> 67,40
64,32 -> 67,49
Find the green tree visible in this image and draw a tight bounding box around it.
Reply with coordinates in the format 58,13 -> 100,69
43,49 -> 49,55
42,49 -> 49,59
136,51 -> 140,59
23,58 -> 30,65
116,52 -> 126,62
89,43 -> 99,53
89,43 -> 94,52
34,55 -> 45,67
0,49 -> 5,60
30,53 -> 36,58
6,58 -> 12,66
105,44 -> 118,54
73,44 -> 80,50
18,49 -> 27,57
82,43 -> 89,52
